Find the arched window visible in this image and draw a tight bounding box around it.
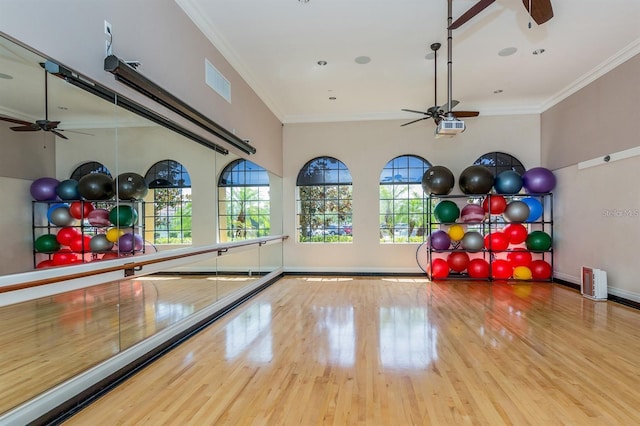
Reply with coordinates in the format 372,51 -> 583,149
379,155 -> 431,243
296,156 -> 352,243
143,160 -> 192,245
473,151 -> 525,176
69,161 -> 112,180
218,159 -> 270,241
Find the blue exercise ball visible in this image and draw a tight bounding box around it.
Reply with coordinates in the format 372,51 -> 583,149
494,170 -> 523,195
521,197 -> 543,222
56,179 -> 80,200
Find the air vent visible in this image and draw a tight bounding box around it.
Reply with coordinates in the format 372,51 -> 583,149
205,59 -> 231,103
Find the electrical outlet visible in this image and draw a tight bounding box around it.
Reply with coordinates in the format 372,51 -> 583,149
104,20 -> 113,56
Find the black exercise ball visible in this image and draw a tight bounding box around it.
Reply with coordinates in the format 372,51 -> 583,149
116,172 -> 149,200
459,165 -> 494,195
421,166 -> 455,195
78,173 -> 115,200
55,179 -> 80,200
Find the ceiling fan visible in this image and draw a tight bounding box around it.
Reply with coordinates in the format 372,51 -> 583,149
401,1 -> 479,127
0,66 -> 68,140
449,0 -> 553,30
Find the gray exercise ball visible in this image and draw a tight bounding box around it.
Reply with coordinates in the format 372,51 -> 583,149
503,200 -> 531,223
461,231 -> 484,252
89,234 -> 114,253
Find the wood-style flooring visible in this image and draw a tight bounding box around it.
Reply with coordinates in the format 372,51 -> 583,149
57,277 -> 640,425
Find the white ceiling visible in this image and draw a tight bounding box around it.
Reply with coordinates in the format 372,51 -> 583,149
176,0 -> 640,125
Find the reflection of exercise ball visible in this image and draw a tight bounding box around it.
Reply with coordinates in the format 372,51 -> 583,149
503,200 -> 530,223
101,251 -> 120,261
526,231 -> 552,251
69,234 -> 92,253
468,258 -> 490,278
87,209 -> 112,227
109,205 -> 139,227
69,201 -> 95,220
503,223 -> 528,244
513,266 -> 533,280
118,233 -> 144,253
521,197 -> 543,222
494,170 -> 523,194
421,166 -> 455,195
530,260 -> 552,280
56,179 -> 80,200
52,249 -> 78,266
116,172 -> 149,200
460,204 -> 485,223
106,228 -> 125,243
459,166 -> 494,194
56,227 -> 81,246
448,224 -> 465,241
447,252 -> 470,272
30,177 -> 60,201
48,204 -> 75,226
507,248 -> 532,268
461,231 -> 484,252
78,173 -> 115,200
430,230 -> 451,251
491,259 -> 513,280
90,234 -> 115,253
522,167 -> 556,194
36,259 -> 56,269
434,200 -> 460,223
35,234 -> 61,253
482,195 -> 507,215
428,258 -> 449,279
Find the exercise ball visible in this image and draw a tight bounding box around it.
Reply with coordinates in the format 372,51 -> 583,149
491,259 -> 513,280
78,173 -> 115,200
460,204 -> 485,223
47,204 -> 75,227
87,209 -> 112,227
101,251 -> 120,261
52,249 -> 78,266
56,226 -> 81,246
56,179 -> 80,201
513,266 -> 533,280
468,258 -> 490,278
503,223 -> 528,245
484,232 -> 509,251
30,177 -> 60,201
448,224 -> 465,241
507,248 -> 533,268
421,166 -> 455,195
521,197 -> 543,222
526,231 -> 552,251
69,234 -> 92,253
522,167 -> 556,194
459,165 -> 494,195
106,227 -> 125,243
428,258 -> 449,279
109,205 -> 138,227
447,252 -> 470,273
503,200 -> 530,223
434,200 -> 460,223
36,259 -> 56,269
494,170 -> 523,195
116,172 -> 149,200
461,231 -> 484,252
90,234 -> 114,253
530,260 -> 552,280
482,195 -> 507,215
35,234 -> 61,253
118,233 -> 144,253
69,201 -> 95,220
430,230 -> 451,251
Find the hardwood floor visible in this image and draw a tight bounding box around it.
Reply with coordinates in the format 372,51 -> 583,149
59,277 -> 640,425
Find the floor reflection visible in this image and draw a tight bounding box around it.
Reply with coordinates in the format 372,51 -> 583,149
225,303 -> 273,362
379,306 -> 437,369
311,306 -> 355,367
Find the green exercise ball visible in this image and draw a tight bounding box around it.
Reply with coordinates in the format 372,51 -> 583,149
109,205 -> 139,227
35,234 -> 61,253
434,200 -> 460,224
526,230 -> 552,251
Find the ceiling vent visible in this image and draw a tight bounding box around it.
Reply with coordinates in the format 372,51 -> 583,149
205,59 -> 231,103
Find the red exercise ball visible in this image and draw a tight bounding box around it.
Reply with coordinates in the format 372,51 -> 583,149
491,259 -> 513,280
69,235 -> 92,253
503,223 -> 528,245
468,258 -> 490,278
482,195 -> 507,215
56,226 -> 81,246
507,248 -> 533,268
428,258 -> 449,279
101,251 -> 120,260
36,259 -> 56,269
484,232 -> 509,251
447,252 -> 470,273
52,249 -> 79,266
69,201 -> 95,220
530,260 -> 552,280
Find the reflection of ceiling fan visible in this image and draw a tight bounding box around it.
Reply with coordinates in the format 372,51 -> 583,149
0,67 -> 68,139
449,0 -> 553,30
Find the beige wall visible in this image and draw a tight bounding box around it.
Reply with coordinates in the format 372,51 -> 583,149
283,115 -> 540,273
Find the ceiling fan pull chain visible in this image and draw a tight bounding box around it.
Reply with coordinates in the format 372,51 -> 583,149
528,0 -> 532,28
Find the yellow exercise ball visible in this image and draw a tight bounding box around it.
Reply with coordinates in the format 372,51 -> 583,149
513,265 -> 533,280
106,227 -> 125,243
448,224 -> 465,241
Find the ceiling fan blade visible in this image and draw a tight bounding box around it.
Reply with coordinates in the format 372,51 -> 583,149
523,0 -> 553,25
401,108 -> 430,116
0,116 -> 33,126
10,124 -> 40,132
401,117 -> 429,127
449,0 -> 496,29
451,111 -> 480,118
51,130 -> 69,140
41,121 -> 61,130
440,100 -> 460,112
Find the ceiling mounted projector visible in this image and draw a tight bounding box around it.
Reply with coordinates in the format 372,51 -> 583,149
435,118 -> 465,138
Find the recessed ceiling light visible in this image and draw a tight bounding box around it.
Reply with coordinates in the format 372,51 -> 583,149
57,106 -> 68,110
298,0 -> 310,3
329,96 -> 336,100
355,56 -> 371,64
493,89 -> 503,94
498,47 -> 517,57
317,60 -> 327,66
533,48 -> 545,55
0,72 -> 13,79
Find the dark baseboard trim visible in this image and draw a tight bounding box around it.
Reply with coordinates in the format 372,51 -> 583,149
38,272 -> 284,426
552,277 -> 581,291
284,271 -> 427,277
553,278 -> 640,311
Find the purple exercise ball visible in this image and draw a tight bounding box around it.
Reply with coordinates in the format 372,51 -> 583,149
30,177 -> 60,201
522,167 -> 556,194
430,230 -> 451,251
118,233 -> 144,253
